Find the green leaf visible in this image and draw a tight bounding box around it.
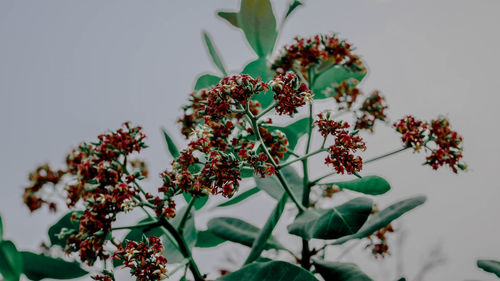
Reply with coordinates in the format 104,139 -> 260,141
195,230 -> 226,248
241,167 -> 255,178
242,58 -> 274,108
326,176 -> 391,195
477,259 -> 500,278
194,74 -> 221,91
288,197 -> 373,240
0,241 -> 22,281
238,0 -> 278,57
183,193 -> 208,210
48,211 -> 82,247
217,11 -> 239,28
162,128 -> 180,159
254,166 -> 302,201
21,252 -> 87,280
284,0 -> 302,20
206,217 -> 283,250
217,261 -> 318,281
244,193 -> 288,264
332,195 -> 427,245
313,260 -> 373,281
313,66 -> 366,100
0,215 -> 3,240
217,187 -> 261,208
203,31 -> 227,76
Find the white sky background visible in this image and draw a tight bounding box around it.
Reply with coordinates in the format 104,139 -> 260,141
1,0 -> 500,280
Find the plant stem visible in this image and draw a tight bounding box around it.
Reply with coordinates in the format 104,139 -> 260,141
279,148 -> 327,169
111,220 -> 159,231
178,197 -> 196,234
159,217 -> 204,281
300,100 -> 314,270
363,146 -> 410,164
310,146 -> 411,185
246,108 -> 306,213
256,101 -> 277,119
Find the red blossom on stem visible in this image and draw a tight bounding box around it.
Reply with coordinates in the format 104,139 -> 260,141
426,117 -> 465,173
113,236 -> 167,281
315,113 -> 366,174
393,115 -> 428,151
270,72 -> 312,116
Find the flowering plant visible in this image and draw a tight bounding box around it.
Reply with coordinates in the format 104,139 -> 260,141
0,1 -> 467,281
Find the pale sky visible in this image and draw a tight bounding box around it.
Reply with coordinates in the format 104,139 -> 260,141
1,0 -> 499,280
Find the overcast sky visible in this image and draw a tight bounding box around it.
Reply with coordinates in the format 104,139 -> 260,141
1,0 -> 500,280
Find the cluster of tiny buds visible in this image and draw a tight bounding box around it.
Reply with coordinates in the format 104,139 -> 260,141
394,115 -> 466,173
315,113 -> 366,174
112,236 -> 168,281
269,72 -> 312,116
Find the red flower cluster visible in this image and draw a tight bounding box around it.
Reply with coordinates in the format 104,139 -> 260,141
24,123 -> 148,265
271,34 -> 365,76
393,116 -> 428,151
269,72 -> 312,116
426,117 -> 465,173
205,75 -> 267,119
355,91 -> 388,132
113,236 -> 167,281
315,113 -> 366,174
394,116 -> 465,173
366,224 -> 394,259
23,164 -> 64,212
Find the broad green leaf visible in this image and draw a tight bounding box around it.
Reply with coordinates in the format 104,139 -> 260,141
313,260 -> 373,281
183,193 -> 208,210
244,193 -> 288,264
217,11 -> 239,28
284,0 -> 303,20
206,217 -> 283,250
254,166 -> 302,201
195,230 -> 226,248
238,0 -> 278,57
48,211 -> 82,247
217,261 -> 318,281
217,187 -> 260,208
326,176 -> 391,195
203,31 -> 227,76
312,66 -> 366,99
0,241 -> 22,281
288,197 -> 373,240
332,195 -> 427,245
162,128 -> 180,159
194,74 -> 221,91
477,259 -> 500,278
242,58 -> 274,108
21,252 -> 87,280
